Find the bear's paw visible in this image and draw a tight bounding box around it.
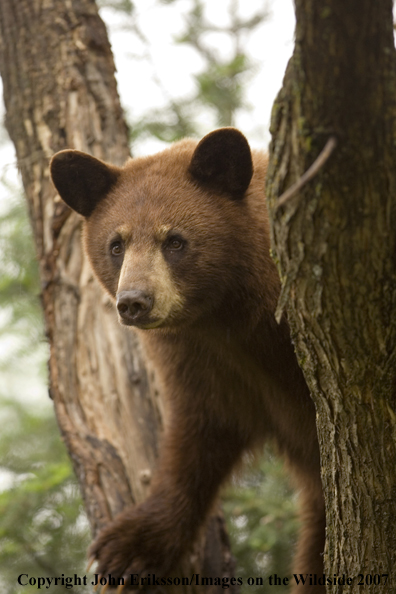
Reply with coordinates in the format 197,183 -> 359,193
89,503 -> 185,589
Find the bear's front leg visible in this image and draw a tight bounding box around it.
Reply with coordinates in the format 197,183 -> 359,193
89,412 -> 248,584
88,494 -> 188,583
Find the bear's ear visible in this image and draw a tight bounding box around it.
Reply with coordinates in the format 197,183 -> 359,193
50,150 -> 120,217
189,128 -> 253,199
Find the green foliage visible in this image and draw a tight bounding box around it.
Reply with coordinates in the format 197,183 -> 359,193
194,53 -> 250,126
98,0 -> 135,14
223,452 -> 299,593
0,179 -> 90,592
129,100 -> 199,145
174,0 -> 266,128
0,395 -> 90,594
101,0 -> 267,146
0,175 -> 43,366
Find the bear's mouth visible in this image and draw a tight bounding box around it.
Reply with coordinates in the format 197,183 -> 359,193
118,316 -> 164,330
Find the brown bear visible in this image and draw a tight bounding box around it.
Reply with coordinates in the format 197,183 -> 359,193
50,128 -> 325,592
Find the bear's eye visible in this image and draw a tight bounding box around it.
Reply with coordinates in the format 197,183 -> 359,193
168,238 -> 183,250
164,236 -> 185,252
110,241 -> 124,257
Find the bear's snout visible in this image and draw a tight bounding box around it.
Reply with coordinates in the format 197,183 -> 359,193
116,290 -> 154,326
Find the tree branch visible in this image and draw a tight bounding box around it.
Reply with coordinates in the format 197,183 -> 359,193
276,136 -> 337,209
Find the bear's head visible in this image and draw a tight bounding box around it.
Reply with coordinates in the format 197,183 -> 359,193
50,128 -> 267,330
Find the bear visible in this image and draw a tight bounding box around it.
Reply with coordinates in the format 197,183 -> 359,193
50,128 -> 325,592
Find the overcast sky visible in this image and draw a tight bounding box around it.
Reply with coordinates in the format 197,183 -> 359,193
0,0 -> 295,174
103,0 -> 295,154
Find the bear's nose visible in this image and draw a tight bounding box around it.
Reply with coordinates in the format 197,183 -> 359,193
116,290 -> 154,323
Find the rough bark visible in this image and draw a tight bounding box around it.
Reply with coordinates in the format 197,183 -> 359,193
0,1 -> 236,590
266,0 -> 396,591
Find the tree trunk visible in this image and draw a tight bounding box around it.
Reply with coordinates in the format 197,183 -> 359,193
0,1 -> 236,590
266,0 -> 396,591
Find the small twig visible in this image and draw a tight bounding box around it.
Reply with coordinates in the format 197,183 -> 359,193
276,136 -> 337,208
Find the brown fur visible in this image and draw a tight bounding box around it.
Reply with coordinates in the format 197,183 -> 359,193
50,128 -> 325,592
